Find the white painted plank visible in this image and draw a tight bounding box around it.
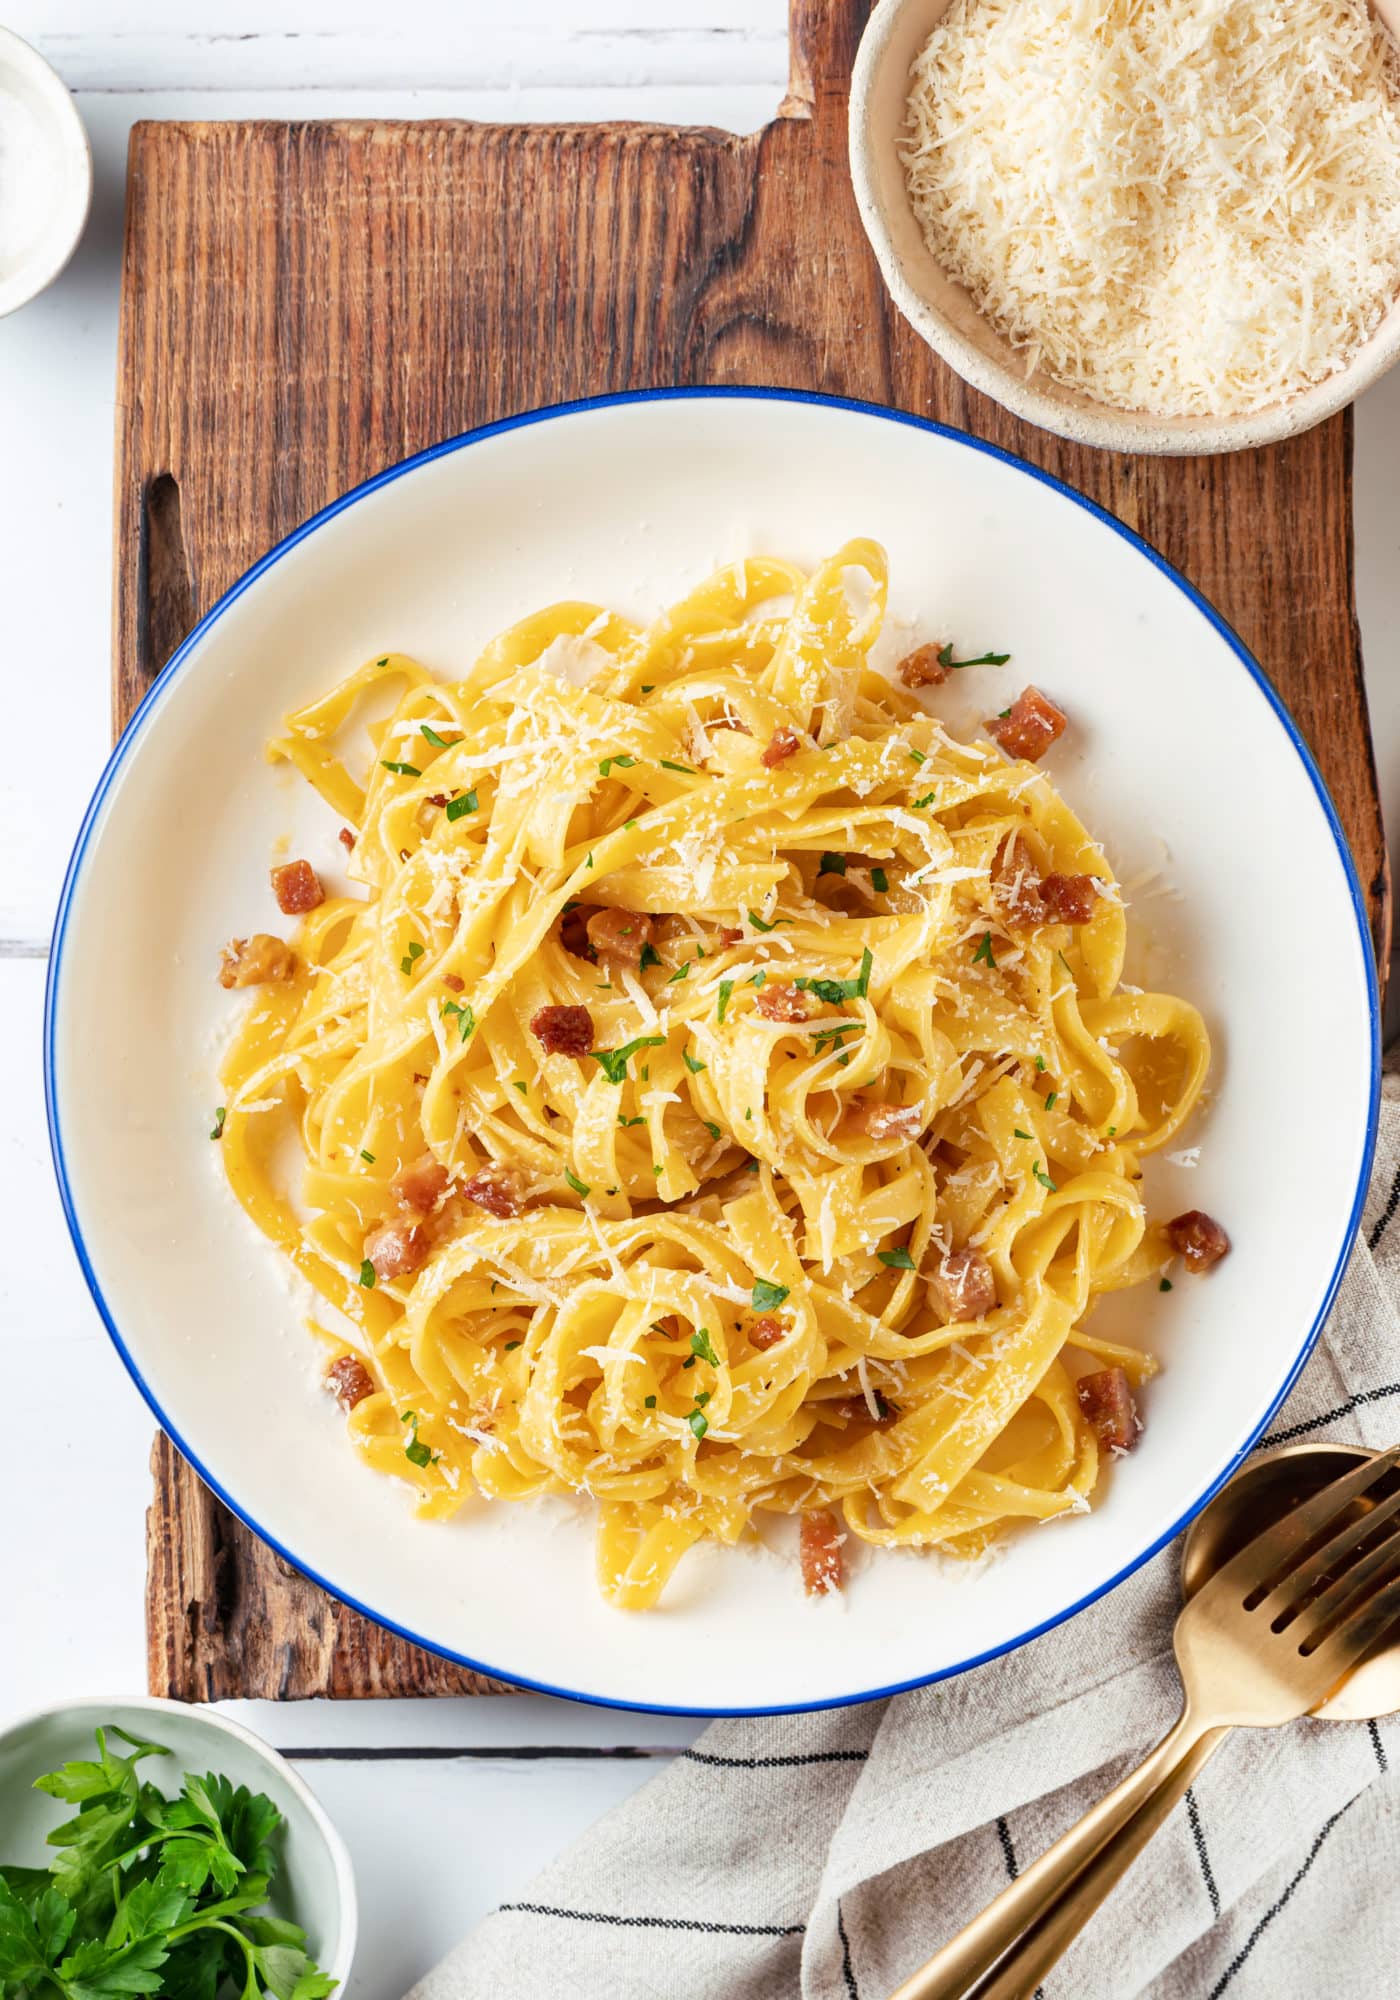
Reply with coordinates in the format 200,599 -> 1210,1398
228,1694 -> 704,1753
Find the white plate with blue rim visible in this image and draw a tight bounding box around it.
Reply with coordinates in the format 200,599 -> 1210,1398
45,389 -> 1378,1714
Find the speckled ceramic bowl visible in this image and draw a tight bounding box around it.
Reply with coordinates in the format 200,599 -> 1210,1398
848,0 -> 1400,456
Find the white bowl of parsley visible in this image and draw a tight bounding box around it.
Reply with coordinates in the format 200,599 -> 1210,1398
0,1696 -> 356,1997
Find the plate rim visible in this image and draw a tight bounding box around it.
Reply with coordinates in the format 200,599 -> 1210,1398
44,385 -> 1382,1716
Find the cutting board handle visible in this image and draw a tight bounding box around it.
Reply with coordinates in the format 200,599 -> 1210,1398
783,0 -> 871,119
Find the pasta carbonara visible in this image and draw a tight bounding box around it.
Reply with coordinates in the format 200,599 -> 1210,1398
215,541 -> 1217,1609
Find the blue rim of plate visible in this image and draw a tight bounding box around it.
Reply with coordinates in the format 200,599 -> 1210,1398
45,387 -> 1382,1717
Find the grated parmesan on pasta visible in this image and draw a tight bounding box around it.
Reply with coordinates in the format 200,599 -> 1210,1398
901,0 -> 1400,417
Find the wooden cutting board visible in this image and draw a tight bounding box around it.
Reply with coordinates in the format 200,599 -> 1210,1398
118,0 -> 1389,1701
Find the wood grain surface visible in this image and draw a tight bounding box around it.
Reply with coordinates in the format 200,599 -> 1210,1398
118,0 -> 1389,1700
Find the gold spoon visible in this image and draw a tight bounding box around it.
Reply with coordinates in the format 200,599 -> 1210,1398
889,1443 -> 1400,2000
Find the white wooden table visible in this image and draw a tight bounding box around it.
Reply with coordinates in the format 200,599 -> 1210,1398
3,6 -> 1400,1992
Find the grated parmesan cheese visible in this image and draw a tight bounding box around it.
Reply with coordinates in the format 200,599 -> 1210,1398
901,0 -> 1400,417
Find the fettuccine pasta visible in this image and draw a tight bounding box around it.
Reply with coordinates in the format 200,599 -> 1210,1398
216,541 -> 1212,1608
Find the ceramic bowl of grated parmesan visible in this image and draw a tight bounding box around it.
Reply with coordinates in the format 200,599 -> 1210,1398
0,26 -> 91,319
850,0 -> 1400,454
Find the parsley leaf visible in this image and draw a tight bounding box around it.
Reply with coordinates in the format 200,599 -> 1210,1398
1033,1162 -> 1058,1193
445,790 -> 479,821
690,1328 -> 720,1366
359,1259 -> 376,1288
659,759 -> 695,774
1013,1128 -> 1032,1141
599,754 -> 637,777
717,979 -> 735,1023
871,867 -> 888,893
687,1409 -> 709,1441
878,1247 -> 915,1270
1045,1091 -> 1059,1109
380,759 -> 421,777
667,961 -> 690,984
564,1168 -> 591,1198
402,1411 -> 437,1468
209,1107 -> 226,1141
360,1148 -> 376,1162
639,941 -> 661,970
937,642 -> 1011,669
683,1049 -> 707,1074
972,932 -> 997,968
751,1278 -> 789,1312
420,723 -> 460,748
1160,1277 -> 1173,1292
589,1034 -> 665,1085
442,998 -> 475,1042
818,852 -> 847,876
794,946 -> 873,1008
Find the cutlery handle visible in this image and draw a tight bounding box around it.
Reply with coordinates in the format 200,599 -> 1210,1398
965,1724 -> 1230,2000
886,1707 -> 1224,2000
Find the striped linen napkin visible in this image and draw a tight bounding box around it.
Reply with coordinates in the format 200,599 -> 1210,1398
407,1063 -> 1400,2000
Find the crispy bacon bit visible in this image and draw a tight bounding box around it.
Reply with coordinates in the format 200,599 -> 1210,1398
393,1155 -> 449,1216
326,1354 -> 375,1410
364,1218 -> 428,1281
897,642 -> 950,689
800,1510 -> 845,1597
270,859 -> 325,915
442,972 -> 465,992
218,934 -> 296,989
1166,1209 -> 1231,1273
338,827 -> 356,851
992,834 -> 1046,930
462,1165 -> 527,1219
827,1392 -> 899,1428
1077,1367 -> 1140,1451
718,926 -> 744,947
989,686 -> 1067,763
761,726 -> 801,768
850,1100 -> 924,1141
1040,873 -> 1099,925
927,1249 -> 998,1323
755,980 -> 813,1022
531,1004 -> 594,1057
749,1314 -> 787,1350
586,906 -> 655,963
559,904 -> 599,960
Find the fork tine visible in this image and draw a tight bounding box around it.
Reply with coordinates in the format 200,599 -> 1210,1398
1288,1513 -> 1400,1651
1306,1563 -> 1400,1685
1198,1445 -> 1400,1608
1264,1478 -> 1400,1623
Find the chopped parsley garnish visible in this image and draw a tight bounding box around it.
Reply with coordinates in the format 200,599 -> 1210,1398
400,940 -> 425,975
640,683 -> 655,694
505,1339 -> 522,1350
1032,1162 -> 1057,1193
359,1258 -> 376,1288
878,1247 -> 915,1270
690,1328 -> 720,1366
420,722 -> 460,747
381,759 -> 421,777
1107,1125 -> 1117,1138
937,642 -> 1011,669
795,946 -> 873,1007
644,1394 -> 657,1408
445,789 -> 479,821
1013,1128 -> 1033,1141
744,1157 -> 760,1172
747,909 -> 776,932
599,754 -> 637,776
998,706 -> 1012,718
683,1049 -> 707,1074
687,1408 -> 709,1441
442,998 -> 475,1042
660,759 -> 696,774
748,971 -> 766,988
1036,1055 -> 1048,1072
908,747 -> 927,766
590,1033 -> 665,1085
751,1278 -> 789,1312
1160,1278 -> 1173,1293
667,960 -> 690,984
618,1112 -> 646,1127
209,1106 -> 226,1140
377,656 -> 389,665
703,1119 -> 722,1141
717,979 -> 735,1022
695,1389 -> 712,1408
402,1411 -> 438,1468
819,852 -> 847,876
871,867 -> 888,893
564,1168 -> 591,1198
625,818 -> 640,830
512,1079 -> 528,1096
972,931 -> 997,968
639,941 -> 661,970
811,1023 -> 860,1056
652,1164 -> 663,1176
360,1148 -> 376,1162
585,852 -> 594,869
1057,949 -> 1073,976
912,790 -> 939,809
1045,1091 -> 1059,1110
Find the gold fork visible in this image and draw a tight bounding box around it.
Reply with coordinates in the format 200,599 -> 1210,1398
890,1445 -> 1400,2000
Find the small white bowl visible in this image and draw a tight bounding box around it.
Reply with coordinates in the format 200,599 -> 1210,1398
849,0 -> 1400,456
0,1697 -> 356,1988
0,27 -> 92,318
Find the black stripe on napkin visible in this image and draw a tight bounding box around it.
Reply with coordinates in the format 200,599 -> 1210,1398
1369,1163 -> 1400,1250
682,1747 -> 870,1770
837,1903 -> 861,1999
497,1903 -> 804,1938
1204,1798 -> 1358,1998
1185,1787 -> 1220,1919
1260,1381 -> 1400,1447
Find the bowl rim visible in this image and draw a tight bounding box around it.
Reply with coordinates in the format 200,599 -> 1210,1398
43,385 -> 1381,1716
847,0 -> 1400,456
0,25 -> 93,320
0,1693 -> 357,1980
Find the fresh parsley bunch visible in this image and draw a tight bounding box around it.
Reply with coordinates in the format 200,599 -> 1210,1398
0,1725 -> 336,1999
